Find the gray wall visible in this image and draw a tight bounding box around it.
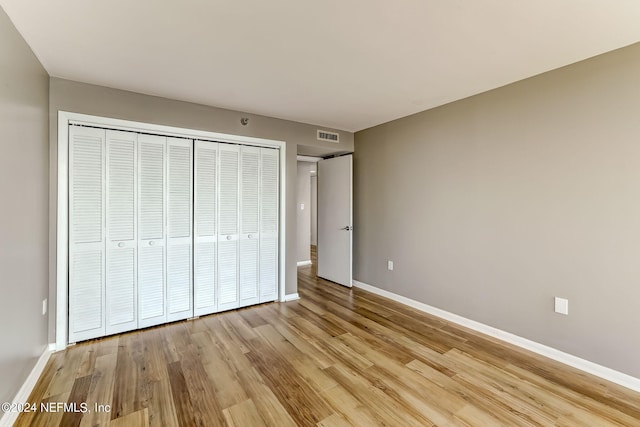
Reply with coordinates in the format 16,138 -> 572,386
297,162 -> 314,262
0,7 -> 49,404
355,42 -> 640,379
49,78 -> 353,340
310,175 -> 318,246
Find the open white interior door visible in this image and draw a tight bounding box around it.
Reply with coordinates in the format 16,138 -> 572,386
317,154 -> 353,287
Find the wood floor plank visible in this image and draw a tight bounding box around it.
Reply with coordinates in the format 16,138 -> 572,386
323,364 -> 430,427
79,353 -> 117,427
59,374 -> 93,427
191,331 -> 249,409
244,334 -> 334,425
110,334 -> 144,420
203,316 -> 254,372
166,360 -> 196,426
222,399 -> 266,427
235,367 -> 299,427
76,348 -> 97,378
316,412 -> 353,427
334,332 -> 467,423
455,403 -> 507,426
178,344 -> 227,427
320,384 -> 384,427
131,330 -> 179,427
407,358 -> 546,426
18,391 -> 71,427
285,315 -> 374,372
109,408 -> 149,427
259,305 -> 336,369
504,363 -> 640,426
18,250 -> 640,426
254,323 -> 338,392
43,345 -> 87,399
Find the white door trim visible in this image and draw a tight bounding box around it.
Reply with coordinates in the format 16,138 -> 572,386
56,111 -> 287,350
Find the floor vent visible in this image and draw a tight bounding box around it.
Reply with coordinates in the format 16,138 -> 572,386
317,130 -> 339,143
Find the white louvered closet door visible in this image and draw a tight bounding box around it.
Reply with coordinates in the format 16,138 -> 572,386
193,141 -> 218,316
69,126 -> 106,343
218,143 -> 240,311
166,137 -> 193,321
105,130 -> 138,335
138,134 -> 167,328
239,146 -> 260,307
260,148 -> 279,303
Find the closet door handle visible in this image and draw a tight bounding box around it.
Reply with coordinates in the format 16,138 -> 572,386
149,241 -> 155,246
341,226 -> 352,231
118,242 -> 125,248
226,235 -> 232,241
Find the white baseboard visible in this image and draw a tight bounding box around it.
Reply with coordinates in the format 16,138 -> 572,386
283,293 -> 300,302
0,344 -> 54,427
297,260 -> 312,267
352,280 -> 640,393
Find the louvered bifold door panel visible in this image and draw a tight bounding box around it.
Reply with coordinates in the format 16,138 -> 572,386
69,126 -> 106,342
194,141 -> 218,316
138,134 -> 167,328
239,146 -> 260,307
166,137 -> 193,321
260,148 -> 279,303
218,143 -> 240,311
105,130 -> 138,335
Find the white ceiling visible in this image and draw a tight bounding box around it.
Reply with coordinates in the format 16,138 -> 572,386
3,1 -> 640,132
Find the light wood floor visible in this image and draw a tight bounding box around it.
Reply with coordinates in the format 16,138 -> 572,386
17,250 -> 640,426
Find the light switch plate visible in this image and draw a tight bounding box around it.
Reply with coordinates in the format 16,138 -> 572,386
387,260 -> 394,271
554,297 -> 568,315
42,298 -> 48,316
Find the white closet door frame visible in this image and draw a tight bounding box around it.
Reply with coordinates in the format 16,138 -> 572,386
57,112 -> 286,350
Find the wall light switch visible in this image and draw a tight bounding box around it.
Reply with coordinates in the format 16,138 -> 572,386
300,203 -> 305,210
42,298 -> 48,316
387,260 -> 394,271
554,297 -> 568,315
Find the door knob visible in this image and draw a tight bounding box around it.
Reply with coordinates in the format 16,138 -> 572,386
118,242 -> 125,248
341,226 -> 352,231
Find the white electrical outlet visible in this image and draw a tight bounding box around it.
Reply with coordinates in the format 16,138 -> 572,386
554,297 -> 568,315
387,260 -> 394,271
42,298 -> 48,316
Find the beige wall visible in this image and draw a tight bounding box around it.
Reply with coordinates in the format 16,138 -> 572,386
0,7 -> 49,404
49,78 -> 354,340
297,162 -> 314,262
354,42 -> 640,378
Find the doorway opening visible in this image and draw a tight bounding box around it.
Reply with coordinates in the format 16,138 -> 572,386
297,146 -> 353,288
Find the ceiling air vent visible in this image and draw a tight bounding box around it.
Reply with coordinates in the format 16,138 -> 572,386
317,130 -> 339,143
